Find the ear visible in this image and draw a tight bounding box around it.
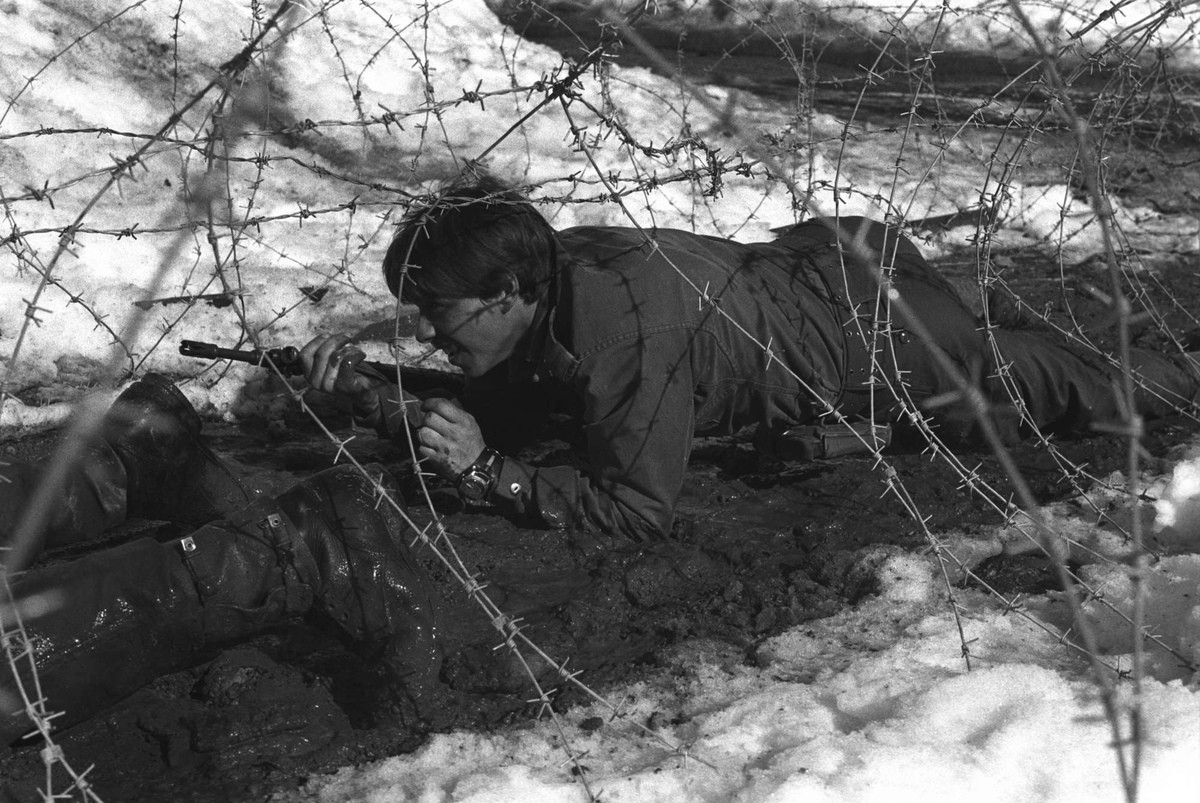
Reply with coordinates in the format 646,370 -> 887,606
492,275 -> 521,313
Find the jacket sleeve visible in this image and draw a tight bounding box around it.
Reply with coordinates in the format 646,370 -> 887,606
488,330 -> 697,541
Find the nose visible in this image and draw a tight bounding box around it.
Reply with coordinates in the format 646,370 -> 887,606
414,313 -> 436,343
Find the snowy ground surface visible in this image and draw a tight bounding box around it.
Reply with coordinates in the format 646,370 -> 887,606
2,1 -> 1199,801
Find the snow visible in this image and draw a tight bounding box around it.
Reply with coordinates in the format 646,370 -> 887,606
2,1 -> 1199,801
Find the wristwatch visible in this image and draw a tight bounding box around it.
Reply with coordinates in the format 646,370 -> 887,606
456,447 -> 503,502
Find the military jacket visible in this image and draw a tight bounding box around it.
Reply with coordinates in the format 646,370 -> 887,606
484,225 -> 849,540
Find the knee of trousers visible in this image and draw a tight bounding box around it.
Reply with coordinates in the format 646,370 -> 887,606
169,503 -> 317,640
159,466 -> 403,634
167,464 -> 410,634
236,465 -> 437,640
264,465 -> 444,691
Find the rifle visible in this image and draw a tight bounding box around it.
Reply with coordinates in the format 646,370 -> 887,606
179,340 -> 464,429
178,340 -> 463,395
180,340 -> 308,376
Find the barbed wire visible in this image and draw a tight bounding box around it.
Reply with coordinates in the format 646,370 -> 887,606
2,0 -> 1199,800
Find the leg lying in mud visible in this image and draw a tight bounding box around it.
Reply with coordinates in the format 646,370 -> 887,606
0,373 -> 262,572
988,328 -> 1200,436
0,464 -> 445,744
801,217 -> 1200,445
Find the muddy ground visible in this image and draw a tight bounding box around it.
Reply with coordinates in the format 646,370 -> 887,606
3,12 -> 1200,803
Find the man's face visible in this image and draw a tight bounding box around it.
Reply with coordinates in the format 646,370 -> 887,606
413,294 -> 532,378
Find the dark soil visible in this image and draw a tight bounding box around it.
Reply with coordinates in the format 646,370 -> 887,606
3,11 -> 1200,802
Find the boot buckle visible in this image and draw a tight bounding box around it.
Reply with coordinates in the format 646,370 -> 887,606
257,512 -> 299,563
259,513 -> 288,549
174,534 -> 218,600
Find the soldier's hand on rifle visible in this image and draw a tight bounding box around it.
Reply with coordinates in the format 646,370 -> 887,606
418,397 -> 486,478
299,334 -> 382,409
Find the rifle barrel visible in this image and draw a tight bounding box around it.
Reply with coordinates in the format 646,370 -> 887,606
179,340 -> 304,375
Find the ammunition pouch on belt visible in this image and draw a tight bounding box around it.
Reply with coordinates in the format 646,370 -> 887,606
754,420 -> 892,462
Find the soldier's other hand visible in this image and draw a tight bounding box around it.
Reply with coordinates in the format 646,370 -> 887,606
299,333 -> 380,407
418,397 -> 485,478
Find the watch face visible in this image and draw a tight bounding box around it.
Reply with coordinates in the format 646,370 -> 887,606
458,469 -> 490,501
457,449 -> 500,501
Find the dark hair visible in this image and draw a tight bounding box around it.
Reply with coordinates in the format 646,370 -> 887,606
383,176 -> 556,305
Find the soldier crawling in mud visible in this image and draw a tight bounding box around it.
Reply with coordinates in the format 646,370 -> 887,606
1,176 -> 1198,742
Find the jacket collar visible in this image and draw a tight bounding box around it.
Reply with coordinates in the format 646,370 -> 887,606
525,236 -> 580,380
506,237 -> 560,382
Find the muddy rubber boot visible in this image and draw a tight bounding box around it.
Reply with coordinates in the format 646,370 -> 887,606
100,372 -> 259,526
0,464 -> 443,743
0,373 -> 259,571
0,442 -> 129,568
